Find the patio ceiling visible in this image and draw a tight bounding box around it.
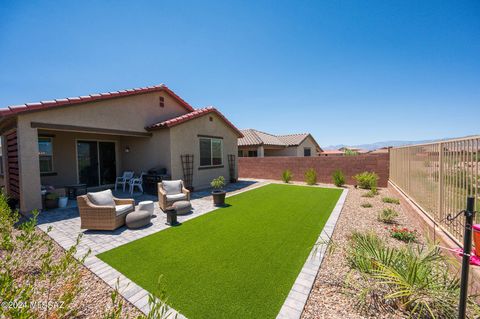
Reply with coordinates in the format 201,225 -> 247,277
31,122 -> 152,137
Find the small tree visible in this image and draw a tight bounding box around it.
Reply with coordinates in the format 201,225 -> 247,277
332,169 -> 345,187
281,169 -> 293,183
304,168 -> 317,185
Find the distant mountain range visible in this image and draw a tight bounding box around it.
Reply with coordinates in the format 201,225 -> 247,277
323,139 -> 442,151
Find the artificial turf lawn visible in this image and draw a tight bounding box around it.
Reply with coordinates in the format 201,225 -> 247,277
98,184 -> 342,319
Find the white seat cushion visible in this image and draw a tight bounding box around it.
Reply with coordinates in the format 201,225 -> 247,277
162,180 -> 182,195
166,193 -> 187,201
87,189 -> 115,206
115,204 -> 133,216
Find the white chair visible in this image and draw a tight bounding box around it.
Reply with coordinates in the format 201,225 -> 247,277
115,171 -> 134,192
129,172 -> 146,194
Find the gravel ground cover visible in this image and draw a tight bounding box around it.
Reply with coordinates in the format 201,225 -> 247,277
301,185 -> 426,319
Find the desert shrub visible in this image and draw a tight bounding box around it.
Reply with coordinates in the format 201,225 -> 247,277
332,169 -> 345,187
304,168 -> 317,185
0,194 -> 87,319
361,203 -> 372,208
377,208 -> 398,224
105,276 -> 177,319
361,190 -> 376,198
347,231 -> 480,318
382,197 -> 400,204
0,193 -> 174,319
281,169 -> 293,183
354,172 -> 379,190
389,226 -> 417,242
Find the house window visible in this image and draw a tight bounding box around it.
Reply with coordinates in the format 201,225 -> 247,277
38,137 -> 54,173
199,137 -> 223,167
304,147 -> 311,157
248,150 -> 257,157
238,150 -> 244,157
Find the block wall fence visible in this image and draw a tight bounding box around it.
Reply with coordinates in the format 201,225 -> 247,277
238,153 -> 390,187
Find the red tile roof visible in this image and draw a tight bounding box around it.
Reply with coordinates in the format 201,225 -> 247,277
146,106 -> 243,137
0,84 -> 194,117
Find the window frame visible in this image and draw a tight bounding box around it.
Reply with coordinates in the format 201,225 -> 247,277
199,137 -> 224,168
248,150 -> 258,157
38,137 -> 54,173
304,147 -> 312,157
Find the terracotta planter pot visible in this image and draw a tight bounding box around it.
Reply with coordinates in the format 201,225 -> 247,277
212,190 -> 226,207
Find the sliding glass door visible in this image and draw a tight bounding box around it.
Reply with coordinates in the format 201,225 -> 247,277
77,141 -> 116,187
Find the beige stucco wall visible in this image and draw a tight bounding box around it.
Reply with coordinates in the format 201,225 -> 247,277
295,136 -> 319,156
16,120 -> 42,212
264,146 -> 298,157
120,130 -> 171,175
169,113 -> 239,190
13,91 -> 190,212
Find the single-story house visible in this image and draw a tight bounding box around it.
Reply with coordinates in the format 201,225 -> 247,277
238,129 -> 322,157
0,84 -> 242,212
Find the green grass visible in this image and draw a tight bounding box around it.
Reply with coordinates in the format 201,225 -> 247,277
98,184 -> 342,319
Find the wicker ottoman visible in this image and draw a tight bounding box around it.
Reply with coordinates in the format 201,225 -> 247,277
126,210 -> 151,229
172,200 -> 192,215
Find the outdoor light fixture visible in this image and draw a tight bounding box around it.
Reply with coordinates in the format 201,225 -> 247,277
125,146 -> 130,153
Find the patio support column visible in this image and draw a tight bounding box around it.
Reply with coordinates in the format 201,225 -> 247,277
257,146 -> 264,157
17,119 -> 42,213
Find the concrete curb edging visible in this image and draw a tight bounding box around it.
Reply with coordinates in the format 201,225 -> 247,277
276,188 -> 349,319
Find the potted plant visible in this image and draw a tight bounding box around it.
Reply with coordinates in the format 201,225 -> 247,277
45,192 -> 59,209
211,176 -> 226,206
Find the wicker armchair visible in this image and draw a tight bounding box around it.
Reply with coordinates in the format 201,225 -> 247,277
77,192 -> 134,230
158,180 -> 190,211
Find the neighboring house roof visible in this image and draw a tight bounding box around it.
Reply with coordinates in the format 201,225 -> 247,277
146,106 -> 243,137
238,129 -> 322,151
0,84 -> 194,117
278,133 -> 311,146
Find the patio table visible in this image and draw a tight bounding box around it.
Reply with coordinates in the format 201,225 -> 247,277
65,184 -> 88,200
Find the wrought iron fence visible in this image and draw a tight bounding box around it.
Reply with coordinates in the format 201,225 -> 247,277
390,136 -> 480,244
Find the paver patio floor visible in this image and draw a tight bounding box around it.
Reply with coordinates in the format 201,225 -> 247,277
36,180 -> 264,256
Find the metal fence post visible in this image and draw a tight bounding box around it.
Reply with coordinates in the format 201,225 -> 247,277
458,197 -> 475,319
438,142 -> 444,219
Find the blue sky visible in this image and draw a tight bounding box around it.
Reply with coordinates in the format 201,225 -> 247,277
1,1 -> 479,146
